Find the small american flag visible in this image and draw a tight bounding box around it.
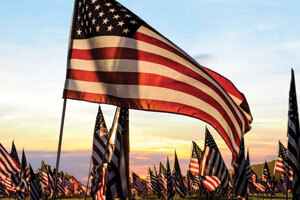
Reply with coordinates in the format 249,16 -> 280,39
158,162 -> 167,193
262,162 -> 271,184
10,141 -> 21,166
199,128 -> 230,190
165,157 -> 173,200
92,105 -> 110,167
21,149 -> 30,187
107,107 -> 130,199
131,172 -> 146,195
245,149 -> 251,181
250,170 -> 265,193
0,143 -> 22,181
189,141 -> 202,176
201,176 -> 221,191
172,151 -> 186,198
151,166 -> 162,198
63,0 -> 251,159
234,139 -> 247,199
275,141 -> 288,174
29,164 -> 42,200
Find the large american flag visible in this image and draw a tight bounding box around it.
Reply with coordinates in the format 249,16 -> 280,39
63,0 -> 251,159
199,128 -> 230,191
287,69 -> 300,195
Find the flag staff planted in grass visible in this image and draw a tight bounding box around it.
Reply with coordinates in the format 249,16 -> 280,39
51,0 -> 78,198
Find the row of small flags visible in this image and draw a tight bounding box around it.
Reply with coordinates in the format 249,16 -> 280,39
128,139 -> 294,199
0,141 -> 85,199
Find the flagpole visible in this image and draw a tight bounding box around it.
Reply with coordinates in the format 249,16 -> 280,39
52,98 -> 67,200
85,155 -> 93,200
51,0 -> 77,197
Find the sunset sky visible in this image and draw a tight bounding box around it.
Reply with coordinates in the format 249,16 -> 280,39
1,0 -> 300,182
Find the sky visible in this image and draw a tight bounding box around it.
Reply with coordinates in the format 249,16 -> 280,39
1,0 -> 300,183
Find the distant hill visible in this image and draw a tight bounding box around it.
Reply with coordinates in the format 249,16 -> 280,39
230,160 -> 281,180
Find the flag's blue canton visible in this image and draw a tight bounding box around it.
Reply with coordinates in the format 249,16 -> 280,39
74,0 -> 144,39
205,130 -> 220,152
94,106 -> 107,132
192,141 -> 202,161
279,141 -> 288,162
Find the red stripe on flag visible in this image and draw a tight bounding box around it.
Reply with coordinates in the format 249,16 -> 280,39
70,47 -> 246,136
67,69 -> 239,141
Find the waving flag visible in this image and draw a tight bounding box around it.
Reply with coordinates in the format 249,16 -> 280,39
64,0 -> 251,159
173,151 -> 186,198
151,166 -> 162,198
203,67 -> 253,123
262,162 -> 271,184
10,141 -> 20,166
159,162 -> 167,193
275,141 -> 288,174
21,149 -> 30,185
250,171 -> 265,193
91,106 -> 110,200
131,172 -> 146,195
166,157 -> 173,200
201,176 -> 221,191
0,144 -> 22,181
199,128 -> 230,190
189,141 -> 202,176
92,105 -> 110,167
107,107 -> 130,199
29,164 -> 42,200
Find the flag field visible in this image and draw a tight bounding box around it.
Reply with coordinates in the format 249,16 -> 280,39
39,193 -> 293,200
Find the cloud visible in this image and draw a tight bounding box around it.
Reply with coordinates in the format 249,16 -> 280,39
193,54 -> 213,60
278,41 -> 300,50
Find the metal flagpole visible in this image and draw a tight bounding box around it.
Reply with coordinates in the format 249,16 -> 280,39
85,156 -> 93,200
52,98 -> 67,200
